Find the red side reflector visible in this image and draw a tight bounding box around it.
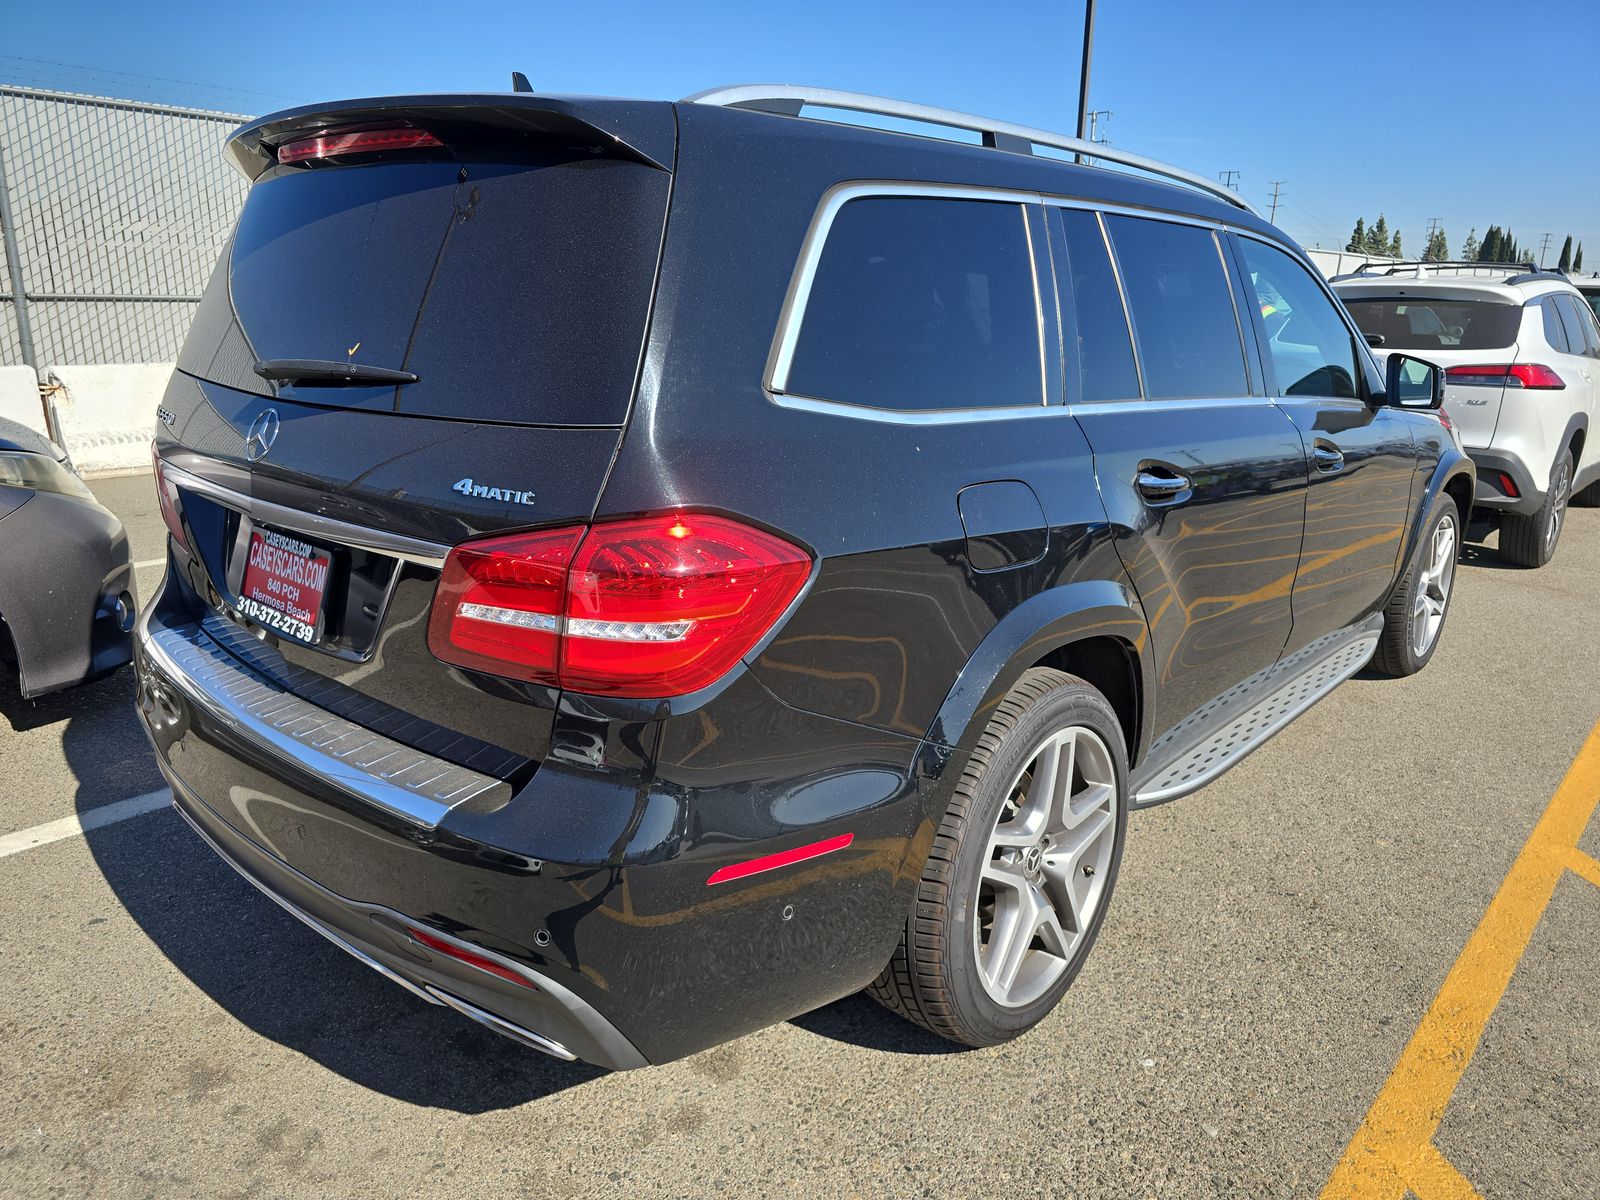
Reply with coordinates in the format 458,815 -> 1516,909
1499,472 -> 1520,498
1445,363 -> 1565,389
277,124 -> 443,164
705,833 -> 855,886
405,926 -> 537,990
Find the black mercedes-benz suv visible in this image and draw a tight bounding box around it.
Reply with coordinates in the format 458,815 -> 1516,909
136,84 -> 1474,1069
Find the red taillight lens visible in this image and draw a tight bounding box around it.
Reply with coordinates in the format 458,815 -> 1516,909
1445,363 -> 1565,389
1499,472 -> 1520,498
152,444 -> 187,552
428,525 -> 583,684
276,124 -> 443,164
427,515 -> 812,698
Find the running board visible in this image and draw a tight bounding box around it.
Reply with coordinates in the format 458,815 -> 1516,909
1130,625 -> 1380,808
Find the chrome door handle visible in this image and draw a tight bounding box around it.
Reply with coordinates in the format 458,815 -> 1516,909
1312,445 -> 1345,473
1135,469 -> 1191,502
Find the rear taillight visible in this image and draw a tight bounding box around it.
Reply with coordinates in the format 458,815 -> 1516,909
427,514 -> 812,698
152,444 -> 187,552
276,123 -> 443,165
1445,364 -> 1566,389
1499,472 -> 1521,499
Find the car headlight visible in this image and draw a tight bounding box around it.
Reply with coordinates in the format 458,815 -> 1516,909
0,450 -> 95,501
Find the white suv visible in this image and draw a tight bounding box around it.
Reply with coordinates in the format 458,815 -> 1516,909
1334,264 -> 1600,567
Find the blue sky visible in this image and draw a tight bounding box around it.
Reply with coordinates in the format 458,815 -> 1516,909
5,0 -> 1596,263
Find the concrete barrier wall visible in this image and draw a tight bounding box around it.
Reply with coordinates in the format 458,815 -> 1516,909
0,365 -> 49,437
45,363 -> 171,476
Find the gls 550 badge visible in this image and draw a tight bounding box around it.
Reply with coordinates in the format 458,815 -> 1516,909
452,478 -> 536,506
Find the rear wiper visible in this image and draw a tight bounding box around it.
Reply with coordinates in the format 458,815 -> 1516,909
254,358 -> 419,386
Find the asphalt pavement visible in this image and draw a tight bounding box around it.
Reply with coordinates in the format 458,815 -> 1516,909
0,472 -> 1595,1198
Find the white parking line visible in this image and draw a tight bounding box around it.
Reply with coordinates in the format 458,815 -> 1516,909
133,558 -> 165,570
0,789 -> 171,859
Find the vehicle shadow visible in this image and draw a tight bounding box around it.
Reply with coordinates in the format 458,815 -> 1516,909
1458,541 -> 1523,571
14,669 -> 601,1112
788,991 -> 973,1057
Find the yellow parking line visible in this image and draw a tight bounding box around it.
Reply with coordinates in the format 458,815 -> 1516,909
1320,717 -> 1600,1200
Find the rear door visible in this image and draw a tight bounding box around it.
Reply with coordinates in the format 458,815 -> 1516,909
1230,234 -> 1418,648
155,99 -> 673,763
1051,207 -> 1307,737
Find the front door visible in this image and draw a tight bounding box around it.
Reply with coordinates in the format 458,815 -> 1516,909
1230,234 -> 1419,652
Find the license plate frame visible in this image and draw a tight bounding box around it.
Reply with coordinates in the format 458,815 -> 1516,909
235,524 -> 335,646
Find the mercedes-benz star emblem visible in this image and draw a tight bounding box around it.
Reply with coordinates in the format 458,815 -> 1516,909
245,409 -> 280,463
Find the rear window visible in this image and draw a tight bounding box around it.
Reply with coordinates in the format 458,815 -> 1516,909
1341,298 -> 1521,351
184,151 -> 669,426
1103,216 -> 1249,401
784,197 -> 1044,412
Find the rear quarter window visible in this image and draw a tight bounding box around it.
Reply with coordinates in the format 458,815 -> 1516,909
783,197 -> 1044,412
1341,298 -> 1521,351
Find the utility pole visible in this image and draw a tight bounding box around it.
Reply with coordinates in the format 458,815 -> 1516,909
1074,0 -> 1097,163
1538,232 -> 1553,267
1218,169 -> 1240,193
1267,181 -> 1285,223
1425,217 -> 1442,261
1082,109 -> 1111,164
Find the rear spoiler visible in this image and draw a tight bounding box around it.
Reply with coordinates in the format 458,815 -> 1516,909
226,94 -> 675,180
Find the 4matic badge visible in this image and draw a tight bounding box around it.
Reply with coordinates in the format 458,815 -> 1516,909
452,477 -> 536,506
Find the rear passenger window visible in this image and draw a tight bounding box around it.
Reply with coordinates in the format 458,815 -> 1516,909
1104,216 -> 1248,400
1236,238 -> 1360,399
1553,294 -> 1591,357
1542,299 -> 1572,353
1055,209 -> 1140,402
785,197 -> 1043,412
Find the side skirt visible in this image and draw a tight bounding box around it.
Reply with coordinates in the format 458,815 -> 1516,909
1129,615 -> 1383,808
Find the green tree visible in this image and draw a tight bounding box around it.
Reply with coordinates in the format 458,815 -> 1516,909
1369,214 -> 1390,256
1480,226 -> 1501,262
1462,228 -> 1479,261
1425,227 -> 1450,261
1576,244 -> 1585,273
1502,229 -> 1518,263
1559,235 -> 1573,272
1347,217 -> 1367,254
1390,230 -> 1403,258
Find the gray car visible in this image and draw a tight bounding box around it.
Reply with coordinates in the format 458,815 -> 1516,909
0,415 -> 134,696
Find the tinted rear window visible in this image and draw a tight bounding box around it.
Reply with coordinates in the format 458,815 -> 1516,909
1103,216 -> 1248,400
190,151 -> 668,425
1055,209 -> 1140,403
785,197 -> 1044,412
1341,298 -> 1521,351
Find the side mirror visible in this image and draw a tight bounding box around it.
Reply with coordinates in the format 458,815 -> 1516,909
1364,332 -> 1386,348
1385,352 -> 1444,409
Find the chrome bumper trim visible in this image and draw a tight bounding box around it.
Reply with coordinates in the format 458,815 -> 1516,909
138,611 -> 503,829
170,795 -> 445,1008
423,987 -> 577,1061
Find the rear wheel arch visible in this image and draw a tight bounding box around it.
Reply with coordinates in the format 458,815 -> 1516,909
1031,636 -> 1142,766
1566,420 -> 1586,470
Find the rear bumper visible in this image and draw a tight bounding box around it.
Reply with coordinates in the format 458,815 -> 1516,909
1466,448 -> 1542,515
162,766 -> 645,1069
133,589 -> 926,1067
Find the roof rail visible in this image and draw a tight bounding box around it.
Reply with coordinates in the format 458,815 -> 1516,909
683,84 -> 1260,217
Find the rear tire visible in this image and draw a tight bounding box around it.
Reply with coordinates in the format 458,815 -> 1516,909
1571,478 -> 1600,508
1371,494 -> 1459,678
866,668 -> 1128,1047
1500,450 -> 1572,568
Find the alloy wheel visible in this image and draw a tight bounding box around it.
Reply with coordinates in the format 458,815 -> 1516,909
974,725 -> 1118,1008
1411,511 -> 1457,657
1547,460 -> 1571,551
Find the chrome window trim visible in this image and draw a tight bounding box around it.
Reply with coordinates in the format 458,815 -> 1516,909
766,181 -> 1056,421
162,460 -> 450,568
1064,395 -> 1277,417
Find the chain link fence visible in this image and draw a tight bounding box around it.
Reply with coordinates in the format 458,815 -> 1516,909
0,86 -> 252,369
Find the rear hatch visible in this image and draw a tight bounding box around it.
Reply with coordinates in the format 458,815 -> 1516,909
155,94 -> 674,771
1339,287 -> 1523,448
